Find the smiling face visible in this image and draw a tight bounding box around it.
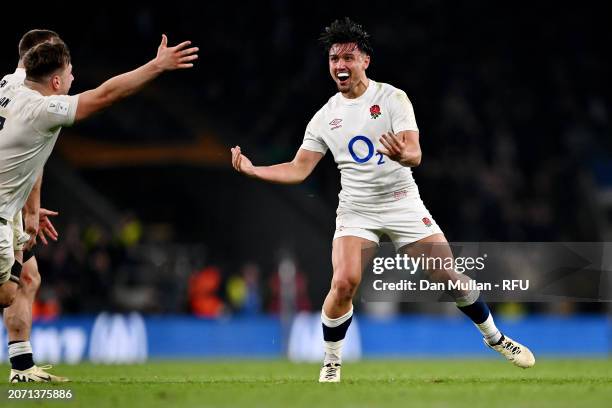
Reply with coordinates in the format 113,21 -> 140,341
328,42 -> 370,97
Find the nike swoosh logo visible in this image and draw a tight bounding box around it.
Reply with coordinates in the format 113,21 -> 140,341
33,374 -> 52,381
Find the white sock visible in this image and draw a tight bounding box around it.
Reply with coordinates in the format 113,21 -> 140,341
8,341 -> 33,359
321,306 -> 353,363
476,314 -> 502,345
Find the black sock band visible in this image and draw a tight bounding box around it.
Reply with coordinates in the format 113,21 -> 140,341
8,341 -> 35,371
457,299 -> 490,324
322,316 -> 353,342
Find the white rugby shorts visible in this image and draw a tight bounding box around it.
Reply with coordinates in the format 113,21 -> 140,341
0,212 -> 30,283
333,195 -> 442,248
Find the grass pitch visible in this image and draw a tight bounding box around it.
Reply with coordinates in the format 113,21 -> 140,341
1,359 -> 611,408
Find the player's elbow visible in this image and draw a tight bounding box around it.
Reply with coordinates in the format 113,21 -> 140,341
288,162 -> 312,184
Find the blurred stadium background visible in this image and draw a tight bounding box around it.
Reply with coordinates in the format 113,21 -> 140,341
1,2 -> 610,364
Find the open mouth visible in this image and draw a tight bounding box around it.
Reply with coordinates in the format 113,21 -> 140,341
337,72 -> 350,84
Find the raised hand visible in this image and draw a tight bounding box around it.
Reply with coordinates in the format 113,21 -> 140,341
377,131 -> 408,163
38,208 -> 59,245
231,146 -> 256,177
153,34 -> 199,71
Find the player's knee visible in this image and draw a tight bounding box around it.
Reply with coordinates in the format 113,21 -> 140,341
0,282 -> 17,308
331,276 -> 359,300
21,260 -> 41,294
425,268 -> 454,283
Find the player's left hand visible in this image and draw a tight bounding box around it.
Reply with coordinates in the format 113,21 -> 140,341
377,131 -> 408,163
153,34 -> 199,71
23,210 -> 40,251
38,208 -> 59,245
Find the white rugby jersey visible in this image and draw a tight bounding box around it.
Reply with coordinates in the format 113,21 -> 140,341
0,68 -> 78,220
301,80 -> 420,207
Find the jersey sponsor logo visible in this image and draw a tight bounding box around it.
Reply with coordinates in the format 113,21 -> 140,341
369,104 -> 381,119
329,118 -> 342,130
422,217 -> 432,227
47,100 -> 70,116
348,135 -> 385,165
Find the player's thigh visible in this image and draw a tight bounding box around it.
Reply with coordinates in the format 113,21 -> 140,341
331,235 -> 378,285
12,212 -> 29,252
399,232 -> 453,259
400,233 -> 464,283
0,221 -> 15,284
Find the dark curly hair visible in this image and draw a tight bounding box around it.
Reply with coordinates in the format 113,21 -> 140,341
319,17 -> 373,56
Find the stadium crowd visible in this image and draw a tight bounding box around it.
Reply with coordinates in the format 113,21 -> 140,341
3,3 -> 608,317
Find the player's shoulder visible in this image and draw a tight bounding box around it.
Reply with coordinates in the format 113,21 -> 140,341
374,81 -> 415,110
0,69 -> 25,90
308,94 -> 337,125
375,81 -> 409,99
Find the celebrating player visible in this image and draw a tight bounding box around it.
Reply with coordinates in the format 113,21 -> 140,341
0,31 -> 198,381
1,29 -> 67,383
231,18 -> 534,382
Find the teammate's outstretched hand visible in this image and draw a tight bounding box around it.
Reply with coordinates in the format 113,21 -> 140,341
153,34 -> 199,71
231,146 -> 256,177
38,208 -> 59,245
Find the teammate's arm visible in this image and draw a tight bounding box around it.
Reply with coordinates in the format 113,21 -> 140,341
377,130 -> 421,167
74,35 -> 198,122
231,146 -> 324,184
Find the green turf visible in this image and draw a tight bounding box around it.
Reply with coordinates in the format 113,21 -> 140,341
1,359 -> 611,408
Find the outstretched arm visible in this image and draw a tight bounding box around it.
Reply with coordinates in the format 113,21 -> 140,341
75,34 -> 198,122
231,146 -> 324,184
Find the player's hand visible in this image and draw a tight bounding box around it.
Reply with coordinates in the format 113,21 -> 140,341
377,131 -> 410,165
23,210 -> 40,251
231,146 -> 256,177
38,208 -> 59,245
153,34 -> 199,71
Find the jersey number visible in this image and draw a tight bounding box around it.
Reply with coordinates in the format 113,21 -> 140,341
348,135 -> 385,165
0,115 -> 5,131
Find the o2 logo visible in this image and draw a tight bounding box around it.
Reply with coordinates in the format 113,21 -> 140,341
348,135 -> 385,165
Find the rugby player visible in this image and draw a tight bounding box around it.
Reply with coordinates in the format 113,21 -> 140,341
0,32 -> 198,381
231,18 -> 534,382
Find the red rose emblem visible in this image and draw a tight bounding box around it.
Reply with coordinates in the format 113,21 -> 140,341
370,104 -> 381,119
422,217 -> 432,227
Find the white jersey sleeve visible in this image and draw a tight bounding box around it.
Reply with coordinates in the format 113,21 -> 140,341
300,111 -> 328,154
388,89 -> 418,133
31,94 -> 79,135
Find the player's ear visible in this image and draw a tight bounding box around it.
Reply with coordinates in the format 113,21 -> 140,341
363,53 -> 370,70
51,75 -> 61,92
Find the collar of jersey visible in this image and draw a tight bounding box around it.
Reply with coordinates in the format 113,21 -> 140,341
338,79 -> 375,106
14,68 -> 26,80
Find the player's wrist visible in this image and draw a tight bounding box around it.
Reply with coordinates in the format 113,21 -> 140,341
248,166 -> 260,178
147,59 -> 165,75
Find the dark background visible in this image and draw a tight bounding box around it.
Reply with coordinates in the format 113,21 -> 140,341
1,1 -> 610,316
